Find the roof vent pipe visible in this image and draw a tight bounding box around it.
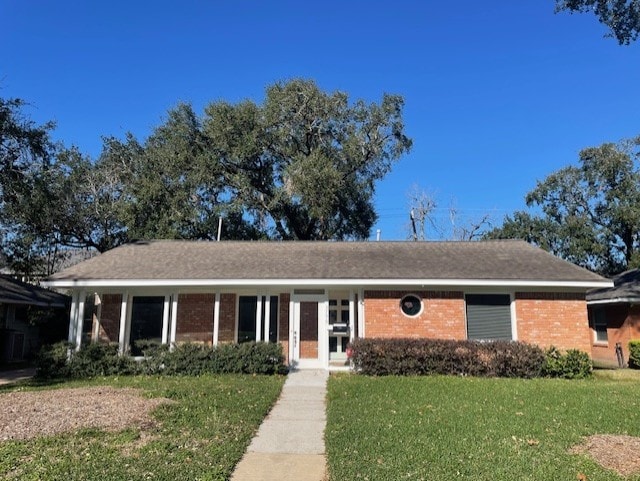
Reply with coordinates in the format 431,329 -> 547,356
376,229 -> 381,241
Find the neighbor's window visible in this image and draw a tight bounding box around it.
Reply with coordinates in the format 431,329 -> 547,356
593,308 -> 608,343
400,294 -> 423,317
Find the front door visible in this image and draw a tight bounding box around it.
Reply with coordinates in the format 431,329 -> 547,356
292,295 -> 327,369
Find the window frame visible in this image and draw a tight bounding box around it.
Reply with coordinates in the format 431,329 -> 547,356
400,293 -> 424,318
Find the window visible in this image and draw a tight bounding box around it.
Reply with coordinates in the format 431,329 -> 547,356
466,294 -> 512,341
238,295 -> 279,343
400,294 -> 422,317
130,296 -> 165,356
238,296 -> 258,343
329,299 -> 350,325
261,296 -> 279,343
593,308 -> 608,343
82,294 -> 96,344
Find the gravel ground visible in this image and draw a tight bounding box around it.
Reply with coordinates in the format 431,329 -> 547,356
0,386 -> 172,441
570,434 -> 640,476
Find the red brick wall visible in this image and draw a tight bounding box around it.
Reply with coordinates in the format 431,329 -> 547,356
515,292 -> 591,353
364,291 -> 466,339
279,293 -> 290,363
590,304 -> 640,365
98,294 -> 122,342
176,293 -> 214,344
299,301 -> 318,359
218,293 -> 236,342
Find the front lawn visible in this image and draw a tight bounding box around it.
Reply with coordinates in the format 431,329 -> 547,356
0,374 -> 284,481
326,374 -> 640,480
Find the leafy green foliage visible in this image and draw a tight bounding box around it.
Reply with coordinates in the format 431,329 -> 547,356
628,339 -> 640,368
35,341 -> 287,379
326,374 -> 640,480
0,375 -> 284,481
556,0 -> 640,44
203,79 -> 412,240
350,338 -> 546,378
2,81 -> 412,274
487,136 -> 640,275
542,346 -> 593,379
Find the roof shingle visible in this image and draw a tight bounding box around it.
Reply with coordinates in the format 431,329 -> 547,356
47,240 -> 607,286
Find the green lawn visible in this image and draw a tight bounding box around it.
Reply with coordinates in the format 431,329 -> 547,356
0,374 -> 284,481
326,373 -> 640,481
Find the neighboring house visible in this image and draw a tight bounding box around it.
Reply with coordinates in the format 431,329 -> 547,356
43,240 -> 611,370
0,275 -> 69,363
587,269 -> 640,367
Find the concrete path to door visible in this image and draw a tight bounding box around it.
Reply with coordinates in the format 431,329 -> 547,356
230,369 -> 329,481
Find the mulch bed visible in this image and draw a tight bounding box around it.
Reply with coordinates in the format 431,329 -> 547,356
0,386 -> 172,441
570,434 -> 640,477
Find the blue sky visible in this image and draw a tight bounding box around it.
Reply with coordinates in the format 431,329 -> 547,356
2,1 -> 639,240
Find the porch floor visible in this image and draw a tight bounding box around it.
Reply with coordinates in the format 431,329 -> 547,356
230,369 -> 328,480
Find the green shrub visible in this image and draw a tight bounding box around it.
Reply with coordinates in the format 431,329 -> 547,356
628,340 -> 640,369
35,341 -> 73,379
36,341 -> 287,379
542,346 -> 592,379
349,338 -> 545,378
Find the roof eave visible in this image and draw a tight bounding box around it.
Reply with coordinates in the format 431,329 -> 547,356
43,278 -> 614,289
587,296 -> 640,305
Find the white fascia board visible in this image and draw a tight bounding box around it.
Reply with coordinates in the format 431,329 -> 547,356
43,278 -> 613,289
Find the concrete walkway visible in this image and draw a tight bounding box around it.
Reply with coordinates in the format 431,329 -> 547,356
0,367 -> 35,386
231,369 -> 329,481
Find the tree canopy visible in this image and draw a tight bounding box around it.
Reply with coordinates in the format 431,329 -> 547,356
556,0 -> 640,44
0,80 -> 412,275
486,136 -> 640,275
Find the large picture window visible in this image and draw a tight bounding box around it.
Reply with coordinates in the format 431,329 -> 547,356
238,295 -> 279,343
130,296 -> 164,356
466,294 -> 512,341
238,296 -> 258,343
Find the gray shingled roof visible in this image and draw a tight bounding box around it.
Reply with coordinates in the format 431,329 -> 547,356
587,269 -> 640,303
0,275 -> 68,307
46,240 -> 608,286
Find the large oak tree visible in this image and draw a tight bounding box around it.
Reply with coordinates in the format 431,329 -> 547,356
487,136 -> 640,275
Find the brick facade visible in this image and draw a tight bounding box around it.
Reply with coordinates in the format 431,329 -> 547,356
176,293 -> 214,344
98,294 -> 122,342
589,304 -> 640,366
515,292 -> 591,353
364,290 -> 466,339
218,293 -> 236,342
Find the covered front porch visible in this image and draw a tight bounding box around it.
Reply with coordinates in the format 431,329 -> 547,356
66,285 -> 365,370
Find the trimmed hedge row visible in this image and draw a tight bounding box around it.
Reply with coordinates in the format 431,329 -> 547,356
629,340 -> 640,369
35,341 -> 287,379
349,338 -> 592,379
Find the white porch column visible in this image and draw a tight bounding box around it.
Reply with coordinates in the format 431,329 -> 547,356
169,292 -> 179,349
74,290 -> 87,350
358,288 -> 365,338
161,295 -> 171,344
118,292 -> 129,354
255,294 -> 263,342
263,295 -> 271,343
68,290 -> 79,345
348,290 -> 355,343
92,294 -> 102,342
213,291 -> 220,346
